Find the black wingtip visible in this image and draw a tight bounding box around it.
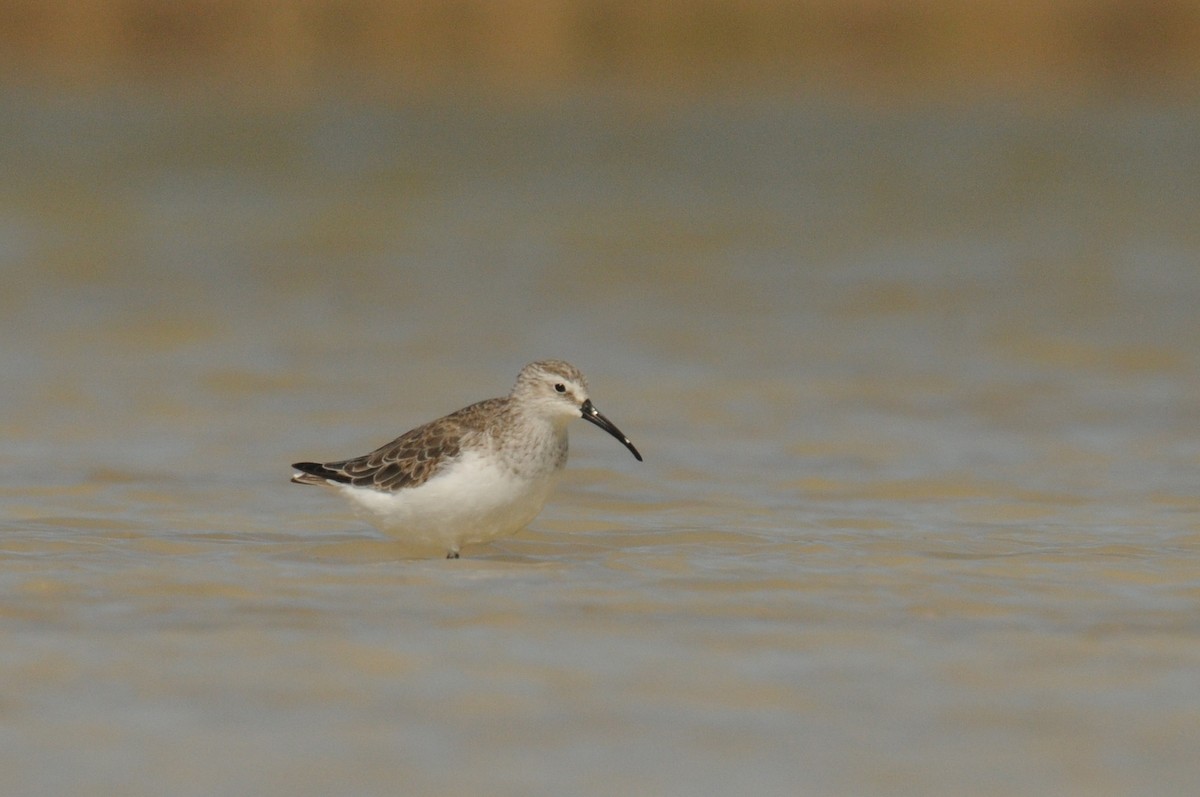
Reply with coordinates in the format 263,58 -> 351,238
290,461 -> 351,484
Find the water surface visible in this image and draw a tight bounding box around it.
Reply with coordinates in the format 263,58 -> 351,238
1,90 -> 1199,795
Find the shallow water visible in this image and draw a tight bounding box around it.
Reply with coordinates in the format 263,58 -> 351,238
1,89 -> 1199,795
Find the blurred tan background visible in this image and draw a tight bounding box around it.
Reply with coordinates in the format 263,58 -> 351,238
3,0 -> 1199,100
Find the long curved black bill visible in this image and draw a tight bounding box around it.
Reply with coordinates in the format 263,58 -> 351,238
580,399 -> 643,462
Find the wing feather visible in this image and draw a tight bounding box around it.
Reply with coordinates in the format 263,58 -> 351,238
294,397 -> 506,491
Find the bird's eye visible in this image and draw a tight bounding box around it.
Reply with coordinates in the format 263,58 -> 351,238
554,383 -> 567,393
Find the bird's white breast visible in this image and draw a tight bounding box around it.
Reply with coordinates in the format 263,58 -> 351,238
336,448 -> 561,554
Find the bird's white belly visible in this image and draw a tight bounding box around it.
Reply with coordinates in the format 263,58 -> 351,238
336,449 -> 560,554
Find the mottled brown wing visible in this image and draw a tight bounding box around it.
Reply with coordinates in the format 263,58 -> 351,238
319,398 -> 504,491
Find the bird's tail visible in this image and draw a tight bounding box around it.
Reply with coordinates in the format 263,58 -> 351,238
290,461 -> 346,486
